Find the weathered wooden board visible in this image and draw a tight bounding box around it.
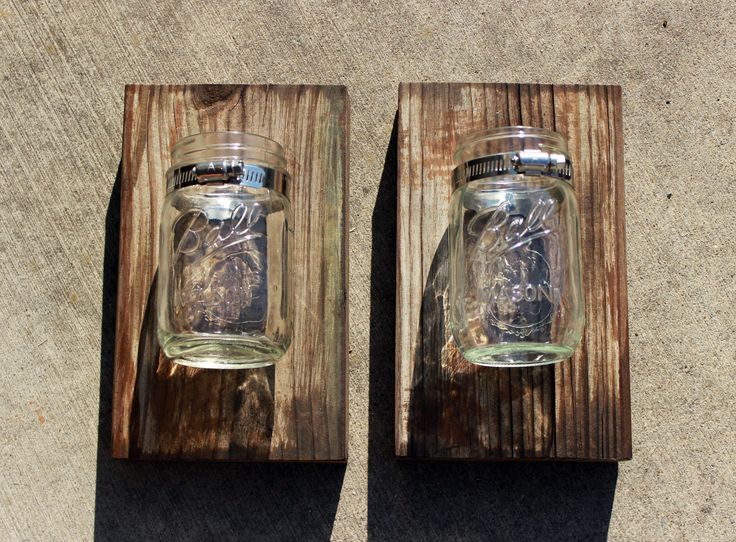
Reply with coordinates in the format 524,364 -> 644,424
112,85 -> 349,461
396,83 -> 631,460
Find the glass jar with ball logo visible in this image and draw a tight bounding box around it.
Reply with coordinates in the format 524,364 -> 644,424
157,131 -> 292,369
449,126 -> 584,367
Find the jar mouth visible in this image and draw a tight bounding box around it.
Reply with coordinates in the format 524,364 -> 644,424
170,131 -> 288,171
454,126 -> 568,165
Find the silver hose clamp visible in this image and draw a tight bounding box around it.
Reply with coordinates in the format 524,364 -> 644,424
166,160 -> 289,193
453,150 -> 572,187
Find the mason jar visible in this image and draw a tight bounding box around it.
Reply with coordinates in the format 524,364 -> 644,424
449,126 -> 584,367
157,131 -> 292,369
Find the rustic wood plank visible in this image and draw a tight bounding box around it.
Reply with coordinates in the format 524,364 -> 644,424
395,82 -> 631,460
112,84 -> 349,461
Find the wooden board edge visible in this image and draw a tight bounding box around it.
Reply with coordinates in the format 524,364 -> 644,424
394,83 -> 408,457
339,85 -> 350,462
110,83 -> 140,459
611,84 -> 632,460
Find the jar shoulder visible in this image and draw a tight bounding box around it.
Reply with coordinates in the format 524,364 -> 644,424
451,177 -> 578,208
162,185 -> 291,215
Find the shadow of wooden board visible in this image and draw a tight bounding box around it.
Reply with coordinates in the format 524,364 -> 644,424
112,85 -> 349,461
395,83 -> 631,460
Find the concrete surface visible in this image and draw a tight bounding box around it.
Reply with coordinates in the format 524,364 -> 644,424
0,1 -> 734,540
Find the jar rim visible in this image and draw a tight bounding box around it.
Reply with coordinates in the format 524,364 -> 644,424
454,126 -> 568,163
170,131 -> 288,171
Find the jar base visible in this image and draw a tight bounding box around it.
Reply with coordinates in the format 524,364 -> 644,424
161,333 -> 288,369
461,343 -> 574,368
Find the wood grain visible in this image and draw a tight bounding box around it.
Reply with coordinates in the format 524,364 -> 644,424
395,83 -> 631,460
112,85 -> 349,461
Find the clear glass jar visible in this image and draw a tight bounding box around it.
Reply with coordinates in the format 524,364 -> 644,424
157,132 -> 292,369
449,126 -> 584,367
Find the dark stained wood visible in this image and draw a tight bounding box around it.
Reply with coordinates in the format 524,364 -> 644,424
395,83 -> 631,460
112,85 -> 349,461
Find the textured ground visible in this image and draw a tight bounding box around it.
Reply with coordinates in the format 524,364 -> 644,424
0,1 -> 734,540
